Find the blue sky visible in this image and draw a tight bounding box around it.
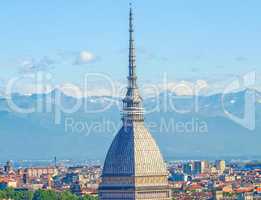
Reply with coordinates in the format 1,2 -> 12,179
0,0 -> 261,95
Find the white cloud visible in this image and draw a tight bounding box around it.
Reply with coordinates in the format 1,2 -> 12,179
74,51 -> 96,65
196,79 -> 208,89
20,56 -> 55,73
141,80 -> 209,96
59,83 -> 83,98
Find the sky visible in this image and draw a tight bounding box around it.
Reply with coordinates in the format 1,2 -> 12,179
0,0 -> 261,96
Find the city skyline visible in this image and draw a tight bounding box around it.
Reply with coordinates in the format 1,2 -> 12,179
1,2 -> 261,199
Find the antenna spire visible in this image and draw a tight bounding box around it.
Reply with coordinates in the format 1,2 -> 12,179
128,3 -> 137,88
122,4 -> 144,122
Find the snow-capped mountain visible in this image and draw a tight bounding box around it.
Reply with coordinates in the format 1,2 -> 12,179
0,89 -> 260,161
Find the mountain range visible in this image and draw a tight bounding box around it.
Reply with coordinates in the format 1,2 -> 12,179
0,89 -> 261,161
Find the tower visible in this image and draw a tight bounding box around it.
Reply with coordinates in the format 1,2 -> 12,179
4,160 -> 13,174
216,160 -> 226,173
98,5 -> 171,200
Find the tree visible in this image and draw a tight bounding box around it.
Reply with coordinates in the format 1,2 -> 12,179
33,189 -> 57,200
80,195 -> 98,200
0,188 -> 98,200
58,191 -> 78,200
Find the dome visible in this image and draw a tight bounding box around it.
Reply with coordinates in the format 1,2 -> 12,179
102,122 -> 168,177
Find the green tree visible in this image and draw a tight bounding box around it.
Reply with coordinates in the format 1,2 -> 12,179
0,188 -> 99,200
80,196 -> 98,200
33,189 -> 57,200
58,191 -> 78,200
0,190 -> 7,199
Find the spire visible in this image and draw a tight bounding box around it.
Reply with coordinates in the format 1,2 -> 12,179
122,4 -> 144,122
128,3 -> 137,89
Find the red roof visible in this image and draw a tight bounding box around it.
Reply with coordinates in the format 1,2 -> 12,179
235,187 -> 254,193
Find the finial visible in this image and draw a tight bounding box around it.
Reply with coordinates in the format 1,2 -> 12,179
129,2 -> 133,16
129,3 -> 133,32
128,1 -> 136,88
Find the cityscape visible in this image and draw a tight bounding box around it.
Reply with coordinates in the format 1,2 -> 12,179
1,159 -> 261,199
1,1 -> 261,200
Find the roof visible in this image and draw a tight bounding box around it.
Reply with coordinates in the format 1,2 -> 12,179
102,122 -> 168,177
235,187 -> 254,193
